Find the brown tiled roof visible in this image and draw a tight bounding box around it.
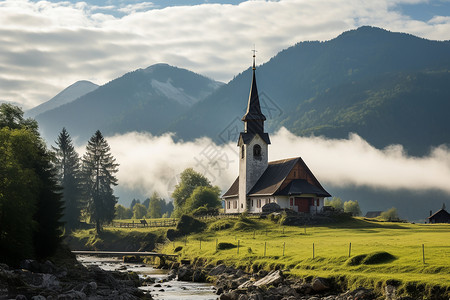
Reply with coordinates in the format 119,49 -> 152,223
222,157 -> 330,198
223,176 -> 239,198
277,179 -> 331,197
248,157 -> 298,196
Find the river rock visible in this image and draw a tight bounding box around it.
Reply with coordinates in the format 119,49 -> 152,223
253,270 -> 283,287
209,264 -> 227,276
311,277 -> 330,292
177,266 -> 194,281
31,296 -> 46,300
192,269 -> 207,282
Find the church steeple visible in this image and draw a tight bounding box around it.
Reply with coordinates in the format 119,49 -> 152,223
242,51 -> 266,134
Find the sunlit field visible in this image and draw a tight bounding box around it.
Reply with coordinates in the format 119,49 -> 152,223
159,217 -> 450,296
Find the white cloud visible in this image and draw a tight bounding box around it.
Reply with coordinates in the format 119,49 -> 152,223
1,0 -> 450,108
88,128 -> 450,200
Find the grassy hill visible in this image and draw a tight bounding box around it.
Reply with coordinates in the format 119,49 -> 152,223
159,216 -> 450,298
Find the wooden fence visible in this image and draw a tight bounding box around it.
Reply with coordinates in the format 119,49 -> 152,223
111,218 -> 177,228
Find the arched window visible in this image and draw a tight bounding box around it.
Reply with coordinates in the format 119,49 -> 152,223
253,144 -> 261,157
241,145 -> 245,159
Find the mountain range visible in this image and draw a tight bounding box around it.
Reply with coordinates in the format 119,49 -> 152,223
26,80 -> 99,118
168,26 -> 450,156
30,26 -> 450,221
35,63 -> 224,143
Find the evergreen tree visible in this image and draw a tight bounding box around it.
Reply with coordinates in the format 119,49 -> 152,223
81,130 -> 119,234
0,104 -> 63,263
130,198 -> 140,210
142,198 -> 150,209
53,128 -> 83,230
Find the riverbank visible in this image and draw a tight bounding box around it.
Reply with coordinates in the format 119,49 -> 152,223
159,215 -> 450,299
0,246 -> 150,300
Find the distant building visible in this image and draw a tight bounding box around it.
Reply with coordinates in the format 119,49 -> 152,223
222,55 -> 330,214
365,211 -> 383,218
427,203 -> 450,224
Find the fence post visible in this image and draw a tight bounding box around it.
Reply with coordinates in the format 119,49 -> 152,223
216,238 -> 218,251
422,244 -> 425,264
313,243 -> 315,259
349,242 -> 351,257
237,240 -> 240,254
264,242 -> 267,257
283,242 -> 285,256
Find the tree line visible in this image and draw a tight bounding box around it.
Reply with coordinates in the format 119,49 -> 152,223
0,104 -> 119,264
115,193 -> 174,219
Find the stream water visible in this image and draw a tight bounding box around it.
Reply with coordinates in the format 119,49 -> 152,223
77,256 -> 218,300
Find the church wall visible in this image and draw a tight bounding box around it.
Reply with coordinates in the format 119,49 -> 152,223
224,197 -> 240,214
238,134 -> 268,213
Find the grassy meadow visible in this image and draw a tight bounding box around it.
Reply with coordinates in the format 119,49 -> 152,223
159,216 -> 450,297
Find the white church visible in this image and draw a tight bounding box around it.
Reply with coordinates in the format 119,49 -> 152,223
222,57 -> 331,214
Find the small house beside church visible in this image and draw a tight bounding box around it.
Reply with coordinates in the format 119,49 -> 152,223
222,56 -> 330,214
427,204 -> 450,223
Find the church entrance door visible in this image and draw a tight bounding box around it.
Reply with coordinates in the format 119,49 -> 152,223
294,197 -> 310,213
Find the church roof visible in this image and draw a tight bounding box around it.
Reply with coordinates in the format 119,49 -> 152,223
222,157 -> 330,198
277,179 -> 331,197
241,63 -> 266,122
238,132 -> 271,145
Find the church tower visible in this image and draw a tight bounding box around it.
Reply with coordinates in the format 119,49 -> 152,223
237,54 -> 271,212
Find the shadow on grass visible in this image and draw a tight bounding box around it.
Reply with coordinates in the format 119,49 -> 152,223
328,218 -> 410,230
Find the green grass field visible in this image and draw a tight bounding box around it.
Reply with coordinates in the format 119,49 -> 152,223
159,216 -> 450,298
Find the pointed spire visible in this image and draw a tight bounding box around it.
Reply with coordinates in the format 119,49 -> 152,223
242,48 -> 266,124
443,203 -> 446,211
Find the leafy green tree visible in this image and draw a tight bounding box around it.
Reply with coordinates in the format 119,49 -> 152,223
147,192 -> 162,219
115,204 -> 132,219
0,104 -> 63,263
185,186 -> 221,213
343,200 -> 362,216
0,103 -> 38,134
81,130 -> 119,233
133,203 -> 147,219
53,128 -> 83,230
325,197 -> 344,211
380,207 -> 399,221
172,168 -> 211,217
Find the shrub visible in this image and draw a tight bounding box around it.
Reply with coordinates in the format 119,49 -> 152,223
233,217 -> 259,231
362,251 -> 396,264
176,215 -> 206,235
208,219 -> 234,231
346,254 -> 367,266
217,242 -> 236,250
380,208 -> 400,221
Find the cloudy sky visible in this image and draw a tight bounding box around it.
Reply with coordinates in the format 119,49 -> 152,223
2,0 -> 450,109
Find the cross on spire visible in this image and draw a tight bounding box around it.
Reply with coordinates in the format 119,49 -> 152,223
252,45 -> 257,70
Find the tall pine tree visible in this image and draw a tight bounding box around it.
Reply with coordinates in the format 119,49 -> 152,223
53,128 -> 83,230
0,104 -> 63,263
82,130 -> 119,233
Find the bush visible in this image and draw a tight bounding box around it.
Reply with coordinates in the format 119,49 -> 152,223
176,215 -> 206,235
380,208 -> 400,221
343,200 -> 361,216
217,242 -> 236,250
362,251 -> 396,264
346,254 -> 367,266
208,219 -> 234,231
233,217 -> 259,231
